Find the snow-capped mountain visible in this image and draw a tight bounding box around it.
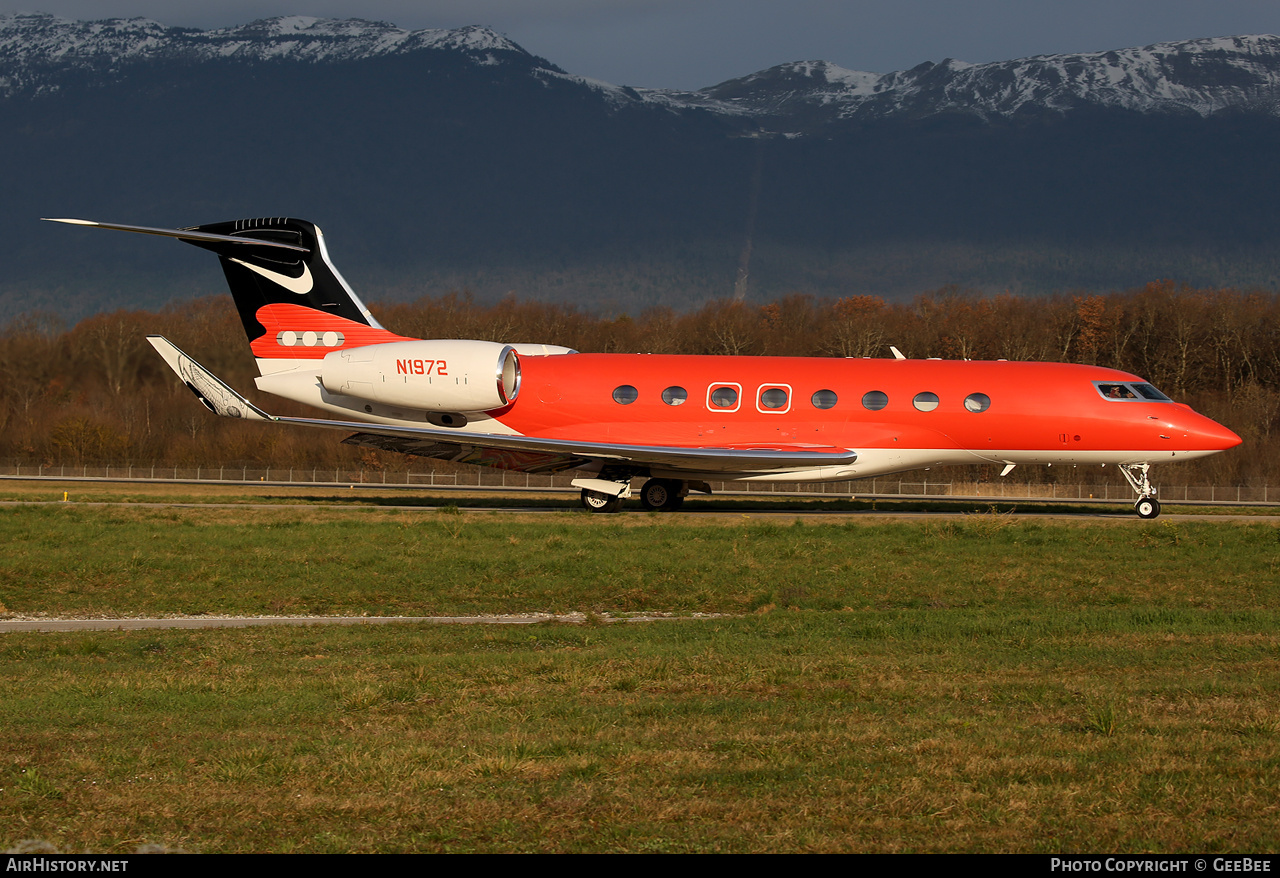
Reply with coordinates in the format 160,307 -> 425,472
4,14 -> 1280,320
5,13 -> 1280,126
697,35 -> 1280,127
0,13 -> 557,97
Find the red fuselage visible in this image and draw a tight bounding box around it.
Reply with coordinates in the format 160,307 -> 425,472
496,354 -> 1240,477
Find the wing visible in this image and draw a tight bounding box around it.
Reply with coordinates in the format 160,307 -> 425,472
147,336 -> 858,475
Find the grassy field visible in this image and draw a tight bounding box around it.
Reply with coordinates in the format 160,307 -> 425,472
1,494 -> 1278,852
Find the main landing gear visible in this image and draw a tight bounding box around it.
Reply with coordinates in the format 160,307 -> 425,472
638,478 -> 685,512
575,477 -> 691,514
1120,463 -> 1161,520
579,489 -> 624,513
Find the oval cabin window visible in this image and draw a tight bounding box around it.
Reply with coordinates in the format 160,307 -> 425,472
662,386 -> 688,406
710,386 -> 739,408
811,389 -> 838,409
760,388 -> 788,409
612,385 -> 639,405
964,393 -> 991,413
913,392 -> 940,412
862,391 -> 889,411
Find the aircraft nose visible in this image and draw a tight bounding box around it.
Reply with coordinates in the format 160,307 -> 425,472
1192,416 -> 1243,451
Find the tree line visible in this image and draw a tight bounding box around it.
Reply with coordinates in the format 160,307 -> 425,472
2,281 -> 1276,487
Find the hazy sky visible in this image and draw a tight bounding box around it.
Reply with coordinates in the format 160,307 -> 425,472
7,0 -> 1280,89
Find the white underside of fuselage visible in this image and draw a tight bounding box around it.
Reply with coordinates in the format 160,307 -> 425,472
653,446 -> 1224,484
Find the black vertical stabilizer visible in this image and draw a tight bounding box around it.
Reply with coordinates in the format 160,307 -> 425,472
180,217 -> 382,344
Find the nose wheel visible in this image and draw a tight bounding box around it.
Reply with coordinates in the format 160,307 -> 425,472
1134,496 -> 1161,520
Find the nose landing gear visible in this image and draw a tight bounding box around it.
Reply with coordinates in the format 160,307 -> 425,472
1120,463 -> 1160,519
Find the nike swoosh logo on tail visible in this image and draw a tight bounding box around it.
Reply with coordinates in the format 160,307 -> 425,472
230,258 -> 314,295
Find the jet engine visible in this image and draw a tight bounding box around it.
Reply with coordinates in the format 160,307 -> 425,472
320,340 -> 519,412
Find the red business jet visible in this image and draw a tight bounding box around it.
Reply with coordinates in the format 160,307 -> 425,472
47,217 -> 1242,518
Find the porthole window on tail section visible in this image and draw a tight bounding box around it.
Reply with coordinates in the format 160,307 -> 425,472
612,385 -> 639,405
964,393 -> 991,413
662,386 -> 688,406
812,389 -> 838,410
913,392 -> 940,412
862,390 -> 888,411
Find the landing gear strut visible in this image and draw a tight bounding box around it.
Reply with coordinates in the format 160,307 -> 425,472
1120,463 -> 1161,519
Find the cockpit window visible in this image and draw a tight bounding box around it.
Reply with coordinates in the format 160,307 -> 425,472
1132,383 -> 1171,401
1098,383 -> 1137,400
1095,381 -> 1171,402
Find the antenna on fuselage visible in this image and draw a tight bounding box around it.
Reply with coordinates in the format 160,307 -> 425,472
890,346 -> 906,360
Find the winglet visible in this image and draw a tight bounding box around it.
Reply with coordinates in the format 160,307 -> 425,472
147,336 -> 273,421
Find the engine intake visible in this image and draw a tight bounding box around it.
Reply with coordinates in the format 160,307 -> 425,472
321,340 -> 520,412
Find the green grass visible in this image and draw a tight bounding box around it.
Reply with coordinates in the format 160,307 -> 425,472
4,616 -> 1278,853
0,505 -> 1276,618
2,503 -> 1279,852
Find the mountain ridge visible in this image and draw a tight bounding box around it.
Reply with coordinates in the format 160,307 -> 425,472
7,14 -> 1280,126
3,14 -> 1280,322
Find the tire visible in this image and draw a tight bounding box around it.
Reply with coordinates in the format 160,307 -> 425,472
640,479 -> 685,511
1135,497 -> 1160,520
580,489 -> 623,513
640,479 -> 671,510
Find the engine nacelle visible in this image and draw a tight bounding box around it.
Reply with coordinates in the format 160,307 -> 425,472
320,340 -> 520,412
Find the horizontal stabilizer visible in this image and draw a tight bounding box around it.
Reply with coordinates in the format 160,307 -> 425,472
42,218 -> 308,253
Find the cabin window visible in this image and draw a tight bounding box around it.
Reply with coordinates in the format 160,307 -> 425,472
913,392 -> 939,412
758,386 -> 791,412
708,384 -> 740,410
964,393 -> 991,413
612,385 -> 639,405
811,389 -> 838,409
862,390 -> 889,411
662,386 -> 688,406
